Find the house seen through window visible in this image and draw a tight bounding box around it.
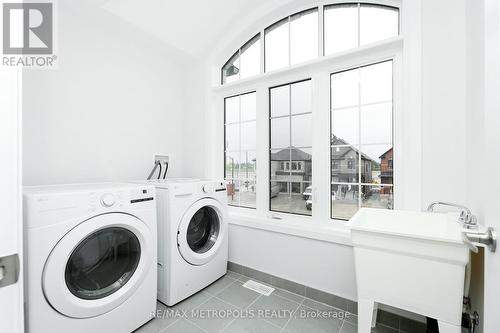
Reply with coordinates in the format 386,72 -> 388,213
270,80 -> 312,216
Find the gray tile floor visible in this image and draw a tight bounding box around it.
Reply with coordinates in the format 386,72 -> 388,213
134,271 -> 413,333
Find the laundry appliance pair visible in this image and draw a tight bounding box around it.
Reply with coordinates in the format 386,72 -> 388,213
23,179 -> 228,333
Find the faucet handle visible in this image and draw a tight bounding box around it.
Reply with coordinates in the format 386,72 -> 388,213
459,210 -> 478,229
458,209 -> 469,222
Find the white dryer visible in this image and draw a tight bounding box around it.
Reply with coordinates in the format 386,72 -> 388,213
137,179 -> 228,306
23,183 -> 157,333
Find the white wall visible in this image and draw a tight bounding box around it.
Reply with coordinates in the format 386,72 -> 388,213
180,61 -> 212,179
22,4 -> 189,186
421,0 -> 467,207
229,224 -> 357,300
465,1 -> 486,331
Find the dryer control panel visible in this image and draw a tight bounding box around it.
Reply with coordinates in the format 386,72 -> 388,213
202,182 -> 226,194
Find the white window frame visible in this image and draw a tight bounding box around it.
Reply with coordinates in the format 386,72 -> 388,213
210,0 -> 422,232
223,91 -> 258,209
330,59 -> 395,221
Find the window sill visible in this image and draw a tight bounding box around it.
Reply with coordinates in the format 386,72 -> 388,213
226,211 -> 353,246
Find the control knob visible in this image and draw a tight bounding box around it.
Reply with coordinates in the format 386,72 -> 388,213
101,193 -> 116,207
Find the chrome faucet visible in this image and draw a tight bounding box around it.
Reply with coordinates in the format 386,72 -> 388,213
427,201 -> 478,229
427,201 -> 496,253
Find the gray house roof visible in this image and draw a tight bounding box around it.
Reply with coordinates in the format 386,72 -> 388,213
379,147 -> 393,159
331,135 -> 377,163
271,147 -> 312,161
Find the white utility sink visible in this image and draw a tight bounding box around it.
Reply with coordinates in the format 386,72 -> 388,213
349,208 -> 469,333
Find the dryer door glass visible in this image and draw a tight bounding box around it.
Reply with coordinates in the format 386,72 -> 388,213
186,206 -> 220,254
65,227 -> 141,300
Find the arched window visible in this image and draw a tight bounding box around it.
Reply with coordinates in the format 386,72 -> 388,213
324,4 -> 398,55
221,3 -> 399,85
222,34 -> 261,84
220,2 -> 400,221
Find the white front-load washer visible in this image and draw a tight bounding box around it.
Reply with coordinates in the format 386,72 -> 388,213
23,183 -> 157,333
134,179 -> 228,306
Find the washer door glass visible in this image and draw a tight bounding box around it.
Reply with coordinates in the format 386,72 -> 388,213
65,227 -> 141,300
186,206 -> 220,254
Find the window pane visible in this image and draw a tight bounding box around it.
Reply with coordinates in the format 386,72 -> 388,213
360,103 -> 392,144
360,5 -> 399,46
224,92 -> 256,209
270,117 -> 290,149
361,185 -> 393,210
270,85 -> 290,117
270,81 -> 312,216
360,144 -> 393,185
331,61 -> 394,220
240,92 -> 257,121
240,150 -> 257,179
227,180 -> 241,206
270,148 -> 312,216
324,4 -> 358,55
225,96 -> 239,123
290,9 -> 318,65
270,148 -> 291,181
332,184 -> 359,219
360,61 -> 392,104
270,181 -> 314,215
379,147 -> 393,186
240,35 -> 261,80
303,182 -> 313,212
239,179 -> 256,208
332,107 -> 359,145
225,152 -> 240,179
331,146 -> 359,183
331,68 -> 359,109
296,147 -> 312,182
291,80 -> 312,114
291,113 -> 312,147
265,18 -> 289,71
241,122 -> 256,150
225,123 -> 239,151
222,52 -> 239,84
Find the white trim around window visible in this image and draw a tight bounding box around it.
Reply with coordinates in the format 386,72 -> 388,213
209,0 -> 423,237
214,38 -> 403,223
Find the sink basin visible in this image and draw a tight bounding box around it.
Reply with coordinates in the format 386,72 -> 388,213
349,208 -> 469,333
350,208 -> 465,244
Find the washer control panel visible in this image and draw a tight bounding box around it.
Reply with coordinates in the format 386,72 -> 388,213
130,188 -> 155,204
100,193 -> 116,207
24,184 -> 156,228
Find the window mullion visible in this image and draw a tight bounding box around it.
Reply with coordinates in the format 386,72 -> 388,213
288,16 -> 291,67
357,3 -> 361,47
318,4 -> 324,57
255,86 -> 269,216
312,72 -> 330,224
260,29 -> 265,74
357,67 -> 362,210
288,84 -> 292,199
238,95 -> 242,206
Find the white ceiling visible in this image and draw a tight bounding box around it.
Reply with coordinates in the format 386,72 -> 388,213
99,0 -> 275,58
